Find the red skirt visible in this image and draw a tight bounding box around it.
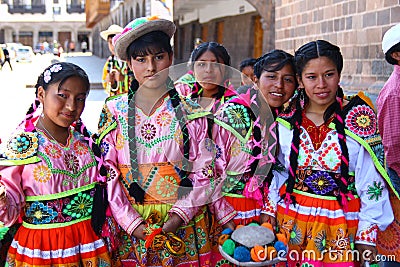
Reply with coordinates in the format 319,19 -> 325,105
7,219 -> 111,267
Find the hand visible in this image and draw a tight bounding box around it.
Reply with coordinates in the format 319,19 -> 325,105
162,213 -> 183,234
132,222 -> 146,240
355,244 -> 378,266
260,214 -> 277,230
114,71 -> 123,82
222,219 -> 236,231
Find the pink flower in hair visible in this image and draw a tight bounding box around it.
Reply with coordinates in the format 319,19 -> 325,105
50,64 -> 62,73
44,70 -> 51,83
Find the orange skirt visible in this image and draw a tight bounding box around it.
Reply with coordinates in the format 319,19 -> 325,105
224,194 -> 261,225
7,219 -> 111,267
277,188 -> 360,266
377,192 -> 400,262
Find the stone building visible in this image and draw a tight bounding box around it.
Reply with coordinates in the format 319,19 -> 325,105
0,0 -> 90,52
87,0 -> 400,91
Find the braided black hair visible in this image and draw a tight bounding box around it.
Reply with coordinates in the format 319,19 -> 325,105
283,40 -> 350,208
126,31 -> 193,202
28,62 -> 108,234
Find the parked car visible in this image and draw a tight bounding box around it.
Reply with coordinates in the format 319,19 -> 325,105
15,46 -> 34,63
5,42 -> 23,59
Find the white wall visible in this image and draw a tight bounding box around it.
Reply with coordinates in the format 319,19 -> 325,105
178,0 -> 256,25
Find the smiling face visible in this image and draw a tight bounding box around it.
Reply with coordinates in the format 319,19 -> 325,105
299,56 -> 340,112
127,51 -> 173,89
193,50 -> 225,97
38,76 -> 88,130
257,63 -> 296,108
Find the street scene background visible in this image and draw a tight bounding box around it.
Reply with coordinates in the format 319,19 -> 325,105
0,53 -> 107,146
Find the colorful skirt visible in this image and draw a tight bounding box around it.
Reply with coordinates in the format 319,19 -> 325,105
377,192 -> 400,262
6,184 -> 111,266
115,162 -> 214,267
276,187 -> 360,267
224,193 -> 261,225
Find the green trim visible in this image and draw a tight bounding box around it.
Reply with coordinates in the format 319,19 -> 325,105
222,192 -> 245,198
97,121 -> 118,144
26,183 -> 96,201
0,156 -> 41,166
329,122 -> 399,199
22,217 -> 90,229
226,170 -> 243,176
276,117 -> 292,129
293,188 -> 359,200
187,111 -> 212,120
214,119 -> 253,144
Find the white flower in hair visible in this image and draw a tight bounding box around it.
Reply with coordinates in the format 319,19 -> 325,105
50,64 -> 62,73
44,70 -> 52,83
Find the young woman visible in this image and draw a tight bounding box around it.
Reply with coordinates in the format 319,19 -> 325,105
97,16 -> 236,267
0,62 -> 140,266
175,41 -> 236,112
264,40 -> 395,266
213,49 -> 298,228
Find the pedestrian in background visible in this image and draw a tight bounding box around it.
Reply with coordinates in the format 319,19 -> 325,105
239,57 -> 257,85
1,46 -> 13,71
376,23 -> 400,266
265,40 -> 394,266
100,24 -> 133,96
81,40 -> 88,53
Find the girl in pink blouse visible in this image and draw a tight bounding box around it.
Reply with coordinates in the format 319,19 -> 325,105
0,62 -> 140,266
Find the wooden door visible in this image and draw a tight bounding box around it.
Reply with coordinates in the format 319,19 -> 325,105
216,21 -> 224,44
253,15 -> 263,58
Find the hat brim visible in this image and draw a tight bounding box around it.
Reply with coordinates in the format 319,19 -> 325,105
100,30 -> 122,41
114,19 -> 176,61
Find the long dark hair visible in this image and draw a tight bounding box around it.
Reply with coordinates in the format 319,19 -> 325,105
126,31 -> 192,202
283,40 -> 350,209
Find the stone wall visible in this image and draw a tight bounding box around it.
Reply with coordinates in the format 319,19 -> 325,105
174,12 -> 259,69
274,0 -> 400,93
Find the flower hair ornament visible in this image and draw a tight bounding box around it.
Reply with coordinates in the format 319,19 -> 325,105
44,64 -> 63,83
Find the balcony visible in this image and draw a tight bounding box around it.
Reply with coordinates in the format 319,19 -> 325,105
67,3 -> 84,13
85,0 -> 109,28
8,4 -> 46,14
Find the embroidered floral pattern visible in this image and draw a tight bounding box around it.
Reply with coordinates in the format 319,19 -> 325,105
156,112 -> 172,126
116,133 -> 125,150
304,171 -> 338,195
5,132 -> 39,160
106,166 -> 118,181
63,192 -> 93,219
33,165 -> 52,183
289,223 -> 303,245
64,153 -> 79,173
44,143 -> 62,159
100,141 -> 110,156
156,176 -> 178,198
98,106 -> 114,133
314,230 -> 327,252
141,123 -> 157,141
116,100 -> 128,114
26,202 -> 58,224
73,140 -> 88,155
367,181 -> 384,201
202,165 -> 214,179
225,103 -> 251,130
345,105 -> 376,137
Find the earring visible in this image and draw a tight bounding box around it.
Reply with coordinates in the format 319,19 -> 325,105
40,113 -> 44,118
299,88 -> 305,109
